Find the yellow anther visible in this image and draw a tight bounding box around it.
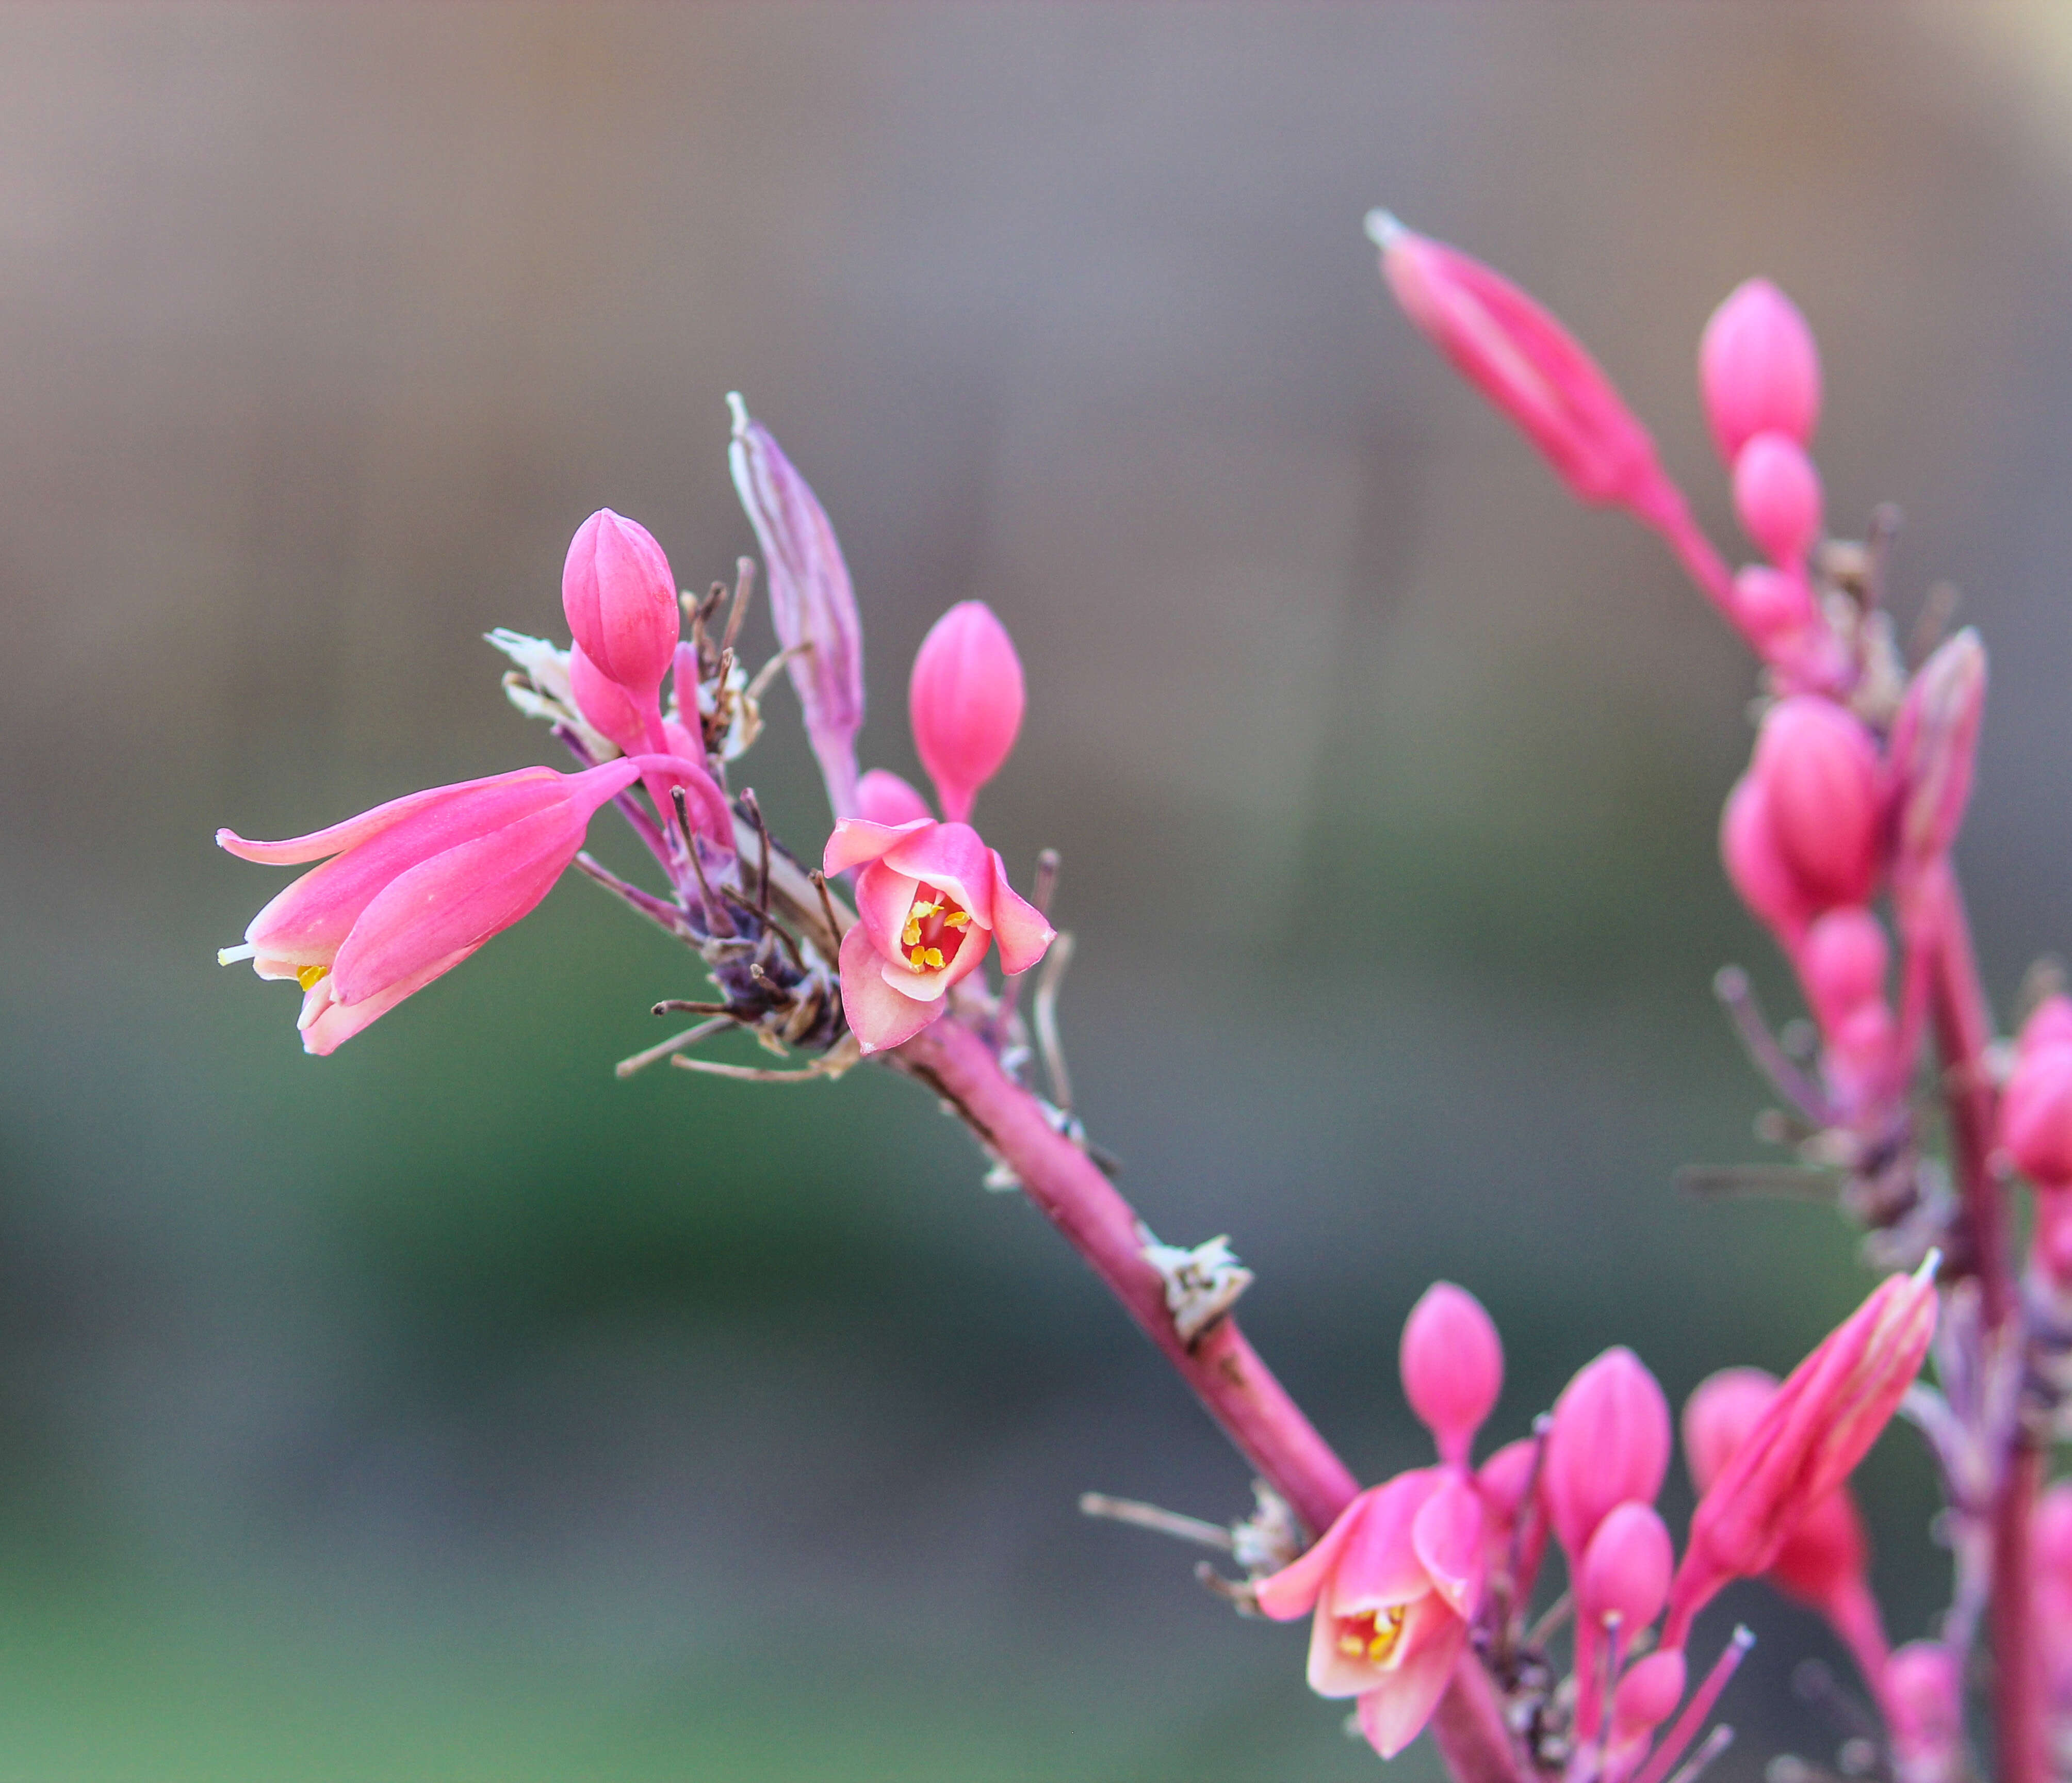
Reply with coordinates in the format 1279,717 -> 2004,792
902,919 -> 922,946
942,911 -> 970,928
920,947 -> 945,970
296,964 -> 331,992
1335,1606 -> 1407,1667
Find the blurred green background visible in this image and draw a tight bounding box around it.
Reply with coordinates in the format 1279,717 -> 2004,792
4,4 -> 2072,1777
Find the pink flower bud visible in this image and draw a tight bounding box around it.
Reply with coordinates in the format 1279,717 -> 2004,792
1731,564 -> 1815,651
1751,696 -> 1885,910
2000,1041 -> 2072,1187
1733,432 -> 1823,569
1399,1282 -> 1504,1466
728,395 -> 866,818
855,768 -> 935,829
561,510 -> 679,727
2021,995 -> 2072,1059
1700,278 -> 1822,463
1799,907 -> 1888,1037
1580,1500 -> 1673,1632
1476,1437 -> 1549,1602
1888,629 -> 1986,879
1609,1648 -> 1687,1777
1883,1642 -> 1965,1783
908,602 -> 1026,825
1575,1499 -> 1674,1743
568,639 -> 650,759
1544,1347 -> 1671,1563
1720,773 -> 1813,944
1667,1260 -> 1937,1647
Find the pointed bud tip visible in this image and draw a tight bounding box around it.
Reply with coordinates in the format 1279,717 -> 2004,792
1364,208 -> 1405,249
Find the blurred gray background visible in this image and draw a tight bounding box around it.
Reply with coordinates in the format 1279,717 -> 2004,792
3,4 -> 2071,1778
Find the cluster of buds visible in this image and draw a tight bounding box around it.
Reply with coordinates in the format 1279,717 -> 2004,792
219,399 -> 1052,1075
1252,1268 -> 1935,1773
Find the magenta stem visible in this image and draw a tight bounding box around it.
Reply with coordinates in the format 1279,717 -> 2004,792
1632,1628 -> 1753,1783
1919,862 -> 2041,1783
894,1017 -> 1362,1537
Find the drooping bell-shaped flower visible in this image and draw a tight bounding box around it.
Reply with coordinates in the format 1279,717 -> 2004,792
1543,1347 -> 1671,1565
1398,1281 -> 1503,1467
217,756 -> 729,1055
1700,278 -> 1822,463
728,394 -> 866,819
824,817 -> 1054,1053
1666,1259 -> 1937,1648
1682,1367 -> 1888,1688
1255,1467 -> 1484,1759
908,601 -> 1026,825
562,509 -> 678,746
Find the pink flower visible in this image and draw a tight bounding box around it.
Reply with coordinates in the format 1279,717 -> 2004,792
823,817 -> 1054,1053
1607,1649 -> 1687,1783
729,394 -> 866,818
218,756 -> 731,1055
1398,1281 -> 1503,1467
562,509 -> 678,744
1255,1468 -> 1483,1759
909,601 -> 1026,824
1682,1367 -> 1888,1687
1543,1346 -> 1671,1564
1883,1642 -> 1965,1783
2002,1016 -> 2072,1189
1666,1260 -> 1937,1647
1699,278 -> 1822,463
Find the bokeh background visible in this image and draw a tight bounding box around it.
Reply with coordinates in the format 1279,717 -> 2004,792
4,5 -> 2072,1778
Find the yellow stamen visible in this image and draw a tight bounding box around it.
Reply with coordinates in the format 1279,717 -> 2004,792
942,911 -> 970,928
921,947 -> 944,969
296,964 -> 331,992
1335,1605 -> 1407,1665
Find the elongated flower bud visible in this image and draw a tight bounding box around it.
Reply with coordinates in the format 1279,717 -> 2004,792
909,602 -> 1025,825
1721,772 -> 1814,945
1751,696 -> 1884,911
1888,628 -> 1986,880
728,394 -> 866,818
562,510 -> 679,726
1733,432 -> 1823,570
1667,1259 -> 1937,1647
1399,1282 -> 1503,1466
1575,1499 -> 1674,1741
1544,1347 -> 1671,1563
855,768 -> 934,828
1700,278 -> 1822,463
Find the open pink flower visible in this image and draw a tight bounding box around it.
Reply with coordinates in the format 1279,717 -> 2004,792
219,756 -> 729,1055
1255,1468 -> 1483,1759
823,817 -> 1054,1053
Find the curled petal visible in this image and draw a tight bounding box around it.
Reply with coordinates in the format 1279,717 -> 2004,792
881,821 -> 996,925
299,943 -> 483,1056
1329,1469 -> 1445,1614
836,922 -> 943,1054
217,767 -> 564,866
1410,1471 -> 1484,1620
855,861 -> 925,964
824,816 -> 932,879
987,851 -> 1055,976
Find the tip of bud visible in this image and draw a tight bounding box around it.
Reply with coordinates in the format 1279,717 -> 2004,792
726,391 -> 750,436
1915,1249 -> 1942,1288
1364,208 -> 1405,249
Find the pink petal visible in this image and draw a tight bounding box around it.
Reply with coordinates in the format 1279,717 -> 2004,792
298,943 -> 484,1055
1304,1597 -> 1387,1699
855,861 -> 924,966
330,804 -> 582,1002
1411,1471 -> 1485,1621
986,850 -> 1055,976
824,817 -> 932,878
837,923 -> 943,1053
1255,1490 -> 1371,1623
1356,1607 -> 1469,1759
1330,1470 -> 1444,1614
881,820 -> 994,925
218,767 -> 564,866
